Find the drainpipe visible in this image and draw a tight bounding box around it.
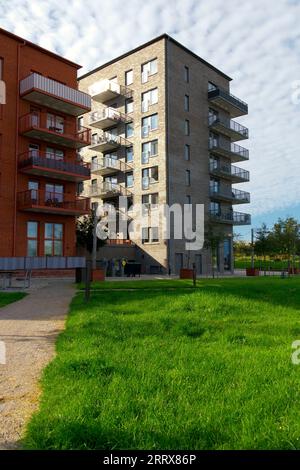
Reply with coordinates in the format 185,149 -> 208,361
13,40 -> 26,256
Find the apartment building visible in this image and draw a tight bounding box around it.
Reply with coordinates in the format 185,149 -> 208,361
78,34 -> 250,275
0,28 -> 91,259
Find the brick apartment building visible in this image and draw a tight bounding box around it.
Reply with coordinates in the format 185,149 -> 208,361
0,28 -> 91,259
78,34 -> 250,275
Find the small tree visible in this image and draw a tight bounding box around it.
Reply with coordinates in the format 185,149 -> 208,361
76,215 -> 106,254
254,223 -> 270,275
204,224 -> 225,278
270,217 -> 300,275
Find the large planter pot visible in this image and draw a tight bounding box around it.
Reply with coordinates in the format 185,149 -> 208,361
92,268 -> 105,282
289,267 -> 299,275
180,268 -> 194,279
246,268 -> 260,276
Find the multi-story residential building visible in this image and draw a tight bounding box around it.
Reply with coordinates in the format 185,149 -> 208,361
78,34 -> 250,275
0,28 -> 91,258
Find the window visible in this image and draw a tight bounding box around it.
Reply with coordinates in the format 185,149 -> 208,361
209,155 -> 219,171
126,172 -> 134,188
91,155 -> 98,171
77,182 -> 84,195
184,95 -> 189,112
142,139 -> 158,163
209,131 -> 219,148
185,170 -> 191,186
142,193 -> 159,208
29,143 -> 39,157
142,226 -> 159,243
28,181 -> 39,201
47,113 -> 64,133
44,223 -> 63,256
125,98 -> 134,114
184,144 -> 190,161
208,81 -> 217,92
45,183 -> 63,202
27,221 -> 38,256
46,147 -> 64,161
141,59 -> 158,83
126,146 -> 133,163
141,113 -> 158,137
210,201 -> 220,215
78,116 -> 83,130
125,122 -> 134,138
210,178 -> 220,194
141,88 -> 158,112
184,66 -> 189,83
125,69 -> 133,86
142,166 -> 158,189
185,120 -> 190,136
209,108 -> 218,125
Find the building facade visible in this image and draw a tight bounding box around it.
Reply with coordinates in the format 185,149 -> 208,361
0,28 -> 91,258
78,34 -> 250,275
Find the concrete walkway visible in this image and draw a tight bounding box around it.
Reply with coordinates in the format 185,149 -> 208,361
0,279 -> 75,449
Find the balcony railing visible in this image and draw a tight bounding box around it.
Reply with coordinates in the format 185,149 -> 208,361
210,209 -> 251,225
89,106 -> 130,129
209,162 -> 250,182
18,151 -> 90,181
209,139 -> 249,162
91,156 -> 132,175
20,73 -> 91,116
90,131 -> 131,152
17,189 -> 90,215
208,86 -> 248,117
88,79 -> 133,103
208,115 -> 248,141
210,187 -> 250,204
19,112 -> 91,149
89,181 -> 133,198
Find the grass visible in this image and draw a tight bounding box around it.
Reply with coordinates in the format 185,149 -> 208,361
24,277 -> 300,450
0,292 -> 26,308
235,257 -> 300,270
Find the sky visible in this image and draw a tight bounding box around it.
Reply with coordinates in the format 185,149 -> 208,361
1,0 -> 300,239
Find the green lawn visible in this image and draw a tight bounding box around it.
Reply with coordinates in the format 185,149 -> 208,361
0,292 -> 26,308
24,277 -> 300,450
235,257 -> 300,270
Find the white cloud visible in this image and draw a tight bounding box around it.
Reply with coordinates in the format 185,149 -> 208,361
1,0 -> 300,217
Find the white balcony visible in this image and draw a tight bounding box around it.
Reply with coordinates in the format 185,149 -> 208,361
88,79 -> 132,103
89,107 -> 129,129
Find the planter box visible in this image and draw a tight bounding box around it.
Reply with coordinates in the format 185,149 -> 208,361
180,268 -> 194,279
92,268 -> 105,282
246,268 -> 260,276
288,267 -> 300,275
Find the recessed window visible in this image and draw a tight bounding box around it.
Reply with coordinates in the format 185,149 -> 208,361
142,166 -> 158,189
184,95 -> 189,112
45,183 -> 63,202
184,144 -> 190,161
126,172 -> 134,188
141,114 -> 158,137
210,201 -> 220,215
142,193 -> 159,208
141,88 -> 158,112
47,113 -> 64,133
125,70 -> 133,86
208,82 -> 217,92
184,66 -> 189,83
125,122 -> 134,138
185,170 -> 191,186
125,98 -> 134,114
209,131 -> 219,148
210,177 -> 220,193
142,139 -> 158,163
185,120 -> 190,136
126,146 -> 134,163
27,221 -> 38,256
78,116 -> 83,130
142,226 -> 159,243
46,147 -> 64,161
141,59 -> 158,83
44,223 -> 63,256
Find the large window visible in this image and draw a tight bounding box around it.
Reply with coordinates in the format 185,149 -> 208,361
126,146 -> 134,163
44,223 -> 63,256
47,113 -> 64,133
141,59 -> 158,83
45,183 -> 63,202
141,113 -> 158,137
141,88 -> 158,112
142,193 -> 158,208
142,226 -> 159,243
142,139 -> 158,163
209,131 -> 219,148
125,98 -> 134,114
142,166 -> 158,189
210,201 -> 220,215
125,69 -> 133,86
125,122 -> 134,138
210,178 -> 220,193
126,172 -> 134,188
46,147 -> 64,161
27,221 -> 38,256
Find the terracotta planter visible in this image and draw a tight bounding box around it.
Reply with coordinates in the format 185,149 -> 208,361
288,267 -> 299,275
180,268 -> 194,279
246,268 -> 260,276
92,268 -> 105,282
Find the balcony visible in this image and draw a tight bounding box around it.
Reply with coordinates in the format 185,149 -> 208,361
208,86 -> 248,117
210,210 -> 251,225
90,132 -> 131,152
17,190 -> 90,215
209,162 -> 250,183
18,151 -> 90,182
88,79 -> 133,103
91,156 -> 133,176
208,115 -> 248,142
210,187 -> 250,204
19,112 -> 91,149
209,139 -> 249,163
89,106 -> 130,130
20,73 -> 91,116
89,181 -> 133,199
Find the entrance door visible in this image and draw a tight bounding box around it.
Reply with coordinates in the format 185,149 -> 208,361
175,253 -> 183,274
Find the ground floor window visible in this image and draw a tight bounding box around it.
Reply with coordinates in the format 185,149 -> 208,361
27,221 -> 38,256
142,226 -> 159,243
44,223 -> 63,256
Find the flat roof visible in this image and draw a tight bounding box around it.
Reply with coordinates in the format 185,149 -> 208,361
0,27 -> 81,69
78,33 -> 232,81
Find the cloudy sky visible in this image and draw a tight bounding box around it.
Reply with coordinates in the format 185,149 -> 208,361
1,0 -> 300,237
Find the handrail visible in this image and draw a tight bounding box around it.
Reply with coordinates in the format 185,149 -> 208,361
208,86 -> 248,113
210,187 -> 250,202
90,131 -> 131,148
91,156 -> 133,173
89,106 -> 130,125
19,151 -> 90,176
208,115 -> 248,138
209,139 -> 249,159
17,189 -> 90,212
210,209 -> 251,224
209,162 -> 250,180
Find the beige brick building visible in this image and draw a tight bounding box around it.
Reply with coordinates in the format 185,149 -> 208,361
78,34 -> 250,275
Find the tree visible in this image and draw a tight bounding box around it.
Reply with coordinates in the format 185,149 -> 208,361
204,224 -> 226,278
76,215 -> 106,254
270,217 -> 300,275
254,223 -> 270,275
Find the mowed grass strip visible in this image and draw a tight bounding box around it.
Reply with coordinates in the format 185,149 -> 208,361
0,292 -> 26,308
24,278 -> 300,450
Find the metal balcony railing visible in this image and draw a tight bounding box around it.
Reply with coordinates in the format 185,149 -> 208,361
209,139 -> 249,160
208,115 -> 249,139
90,181 -> 133,198
89,106 -> 130,127
208,86 -> 248,115
17,189 -> 90,214
19,151 -> 90,178
210,187 -> 250,203
210,209 -> 251,225
90,131 -> 131,150
209,162 -> 250,181
91,156 -> 132,173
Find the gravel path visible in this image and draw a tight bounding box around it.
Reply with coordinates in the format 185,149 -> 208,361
0,279 -> 75,450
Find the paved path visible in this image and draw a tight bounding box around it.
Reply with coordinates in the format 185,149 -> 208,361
0,279 -> 75,449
